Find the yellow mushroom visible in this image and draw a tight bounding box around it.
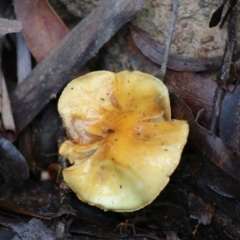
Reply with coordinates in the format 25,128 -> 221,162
58,71 -> 189,212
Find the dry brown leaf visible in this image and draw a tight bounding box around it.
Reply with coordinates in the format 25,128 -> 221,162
171,94 -> 240,183
14,0 -> 69,62
165,70 -> 217,129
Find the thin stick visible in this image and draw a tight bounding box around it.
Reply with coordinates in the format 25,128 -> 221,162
210,7 -> 236,133
159,0 -> 179,80
0,18 -> 22,37
0,69 -> 16,142
16,32 -> 32,84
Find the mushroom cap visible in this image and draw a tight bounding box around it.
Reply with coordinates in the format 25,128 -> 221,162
58,71 -> 189,212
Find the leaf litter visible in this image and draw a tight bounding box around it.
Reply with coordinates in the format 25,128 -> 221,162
1,0 -> 240,239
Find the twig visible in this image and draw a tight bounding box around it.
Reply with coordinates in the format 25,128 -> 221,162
16,32 -> 32,84
0,68 -> 16,142
210,7 -> 236,133
0,18 -> 22,37
159,0 -> 178,80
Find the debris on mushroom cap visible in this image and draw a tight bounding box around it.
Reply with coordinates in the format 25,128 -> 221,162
58,70 -> 189,212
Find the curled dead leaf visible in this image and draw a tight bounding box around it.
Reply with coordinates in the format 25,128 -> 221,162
170,94 -> 240,182
129,25 -> 228,72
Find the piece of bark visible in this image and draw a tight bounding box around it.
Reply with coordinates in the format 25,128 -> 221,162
10,0 -> 145,135
0,18 -> 22,37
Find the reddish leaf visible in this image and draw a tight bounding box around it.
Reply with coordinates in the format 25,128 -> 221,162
165,70 -> 217,129
14,0 -> 69,62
